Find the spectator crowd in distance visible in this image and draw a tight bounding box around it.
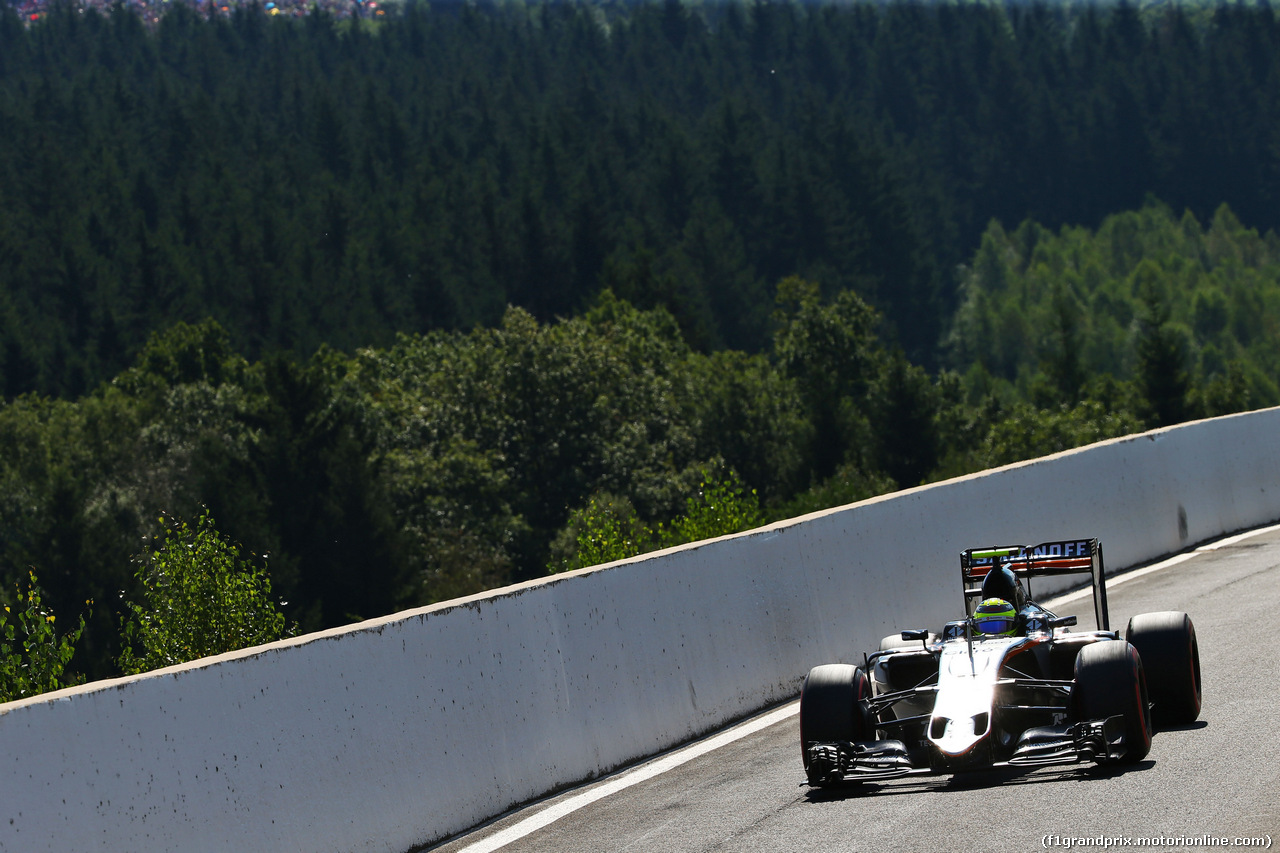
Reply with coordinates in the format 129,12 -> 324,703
8,0 -> 395,27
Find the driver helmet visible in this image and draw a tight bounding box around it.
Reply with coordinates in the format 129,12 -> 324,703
974,597 -> 1017,636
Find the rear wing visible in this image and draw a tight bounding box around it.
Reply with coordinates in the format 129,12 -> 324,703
960,538 -> 1109,631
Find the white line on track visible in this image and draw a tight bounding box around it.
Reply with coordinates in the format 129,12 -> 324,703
452,703 -> 800,853
1042,522 -> 1280,609
451,522 -> 1280,853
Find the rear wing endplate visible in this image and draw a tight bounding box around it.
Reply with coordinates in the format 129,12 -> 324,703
960,538 -> 1109,631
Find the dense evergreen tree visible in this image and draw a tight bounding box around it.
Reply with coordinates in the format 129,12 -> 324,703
4,0 -> 1279,394
2,199 -> 1273,681
947,201 -> 1280,416
3,0 -> 1280,685
1133,276 -> 1194,428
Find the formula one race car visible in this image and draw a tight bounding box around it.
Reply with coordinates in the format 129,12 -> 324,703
800,538 -> 1202,787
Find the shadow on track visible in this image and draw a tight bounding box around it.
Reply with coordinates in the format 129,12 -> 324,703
801,759 -> 1157,802
1158,720 -> 1209,732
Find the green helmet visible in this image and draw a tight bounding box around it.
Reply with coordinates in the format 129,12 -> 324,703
974,597 -> 1017,636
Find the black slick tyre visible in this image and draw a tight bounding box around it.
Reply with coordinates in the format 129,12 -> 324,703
799,664 -> 871,786
1126,611 -> 1201,726
1072,640 -> 1152,762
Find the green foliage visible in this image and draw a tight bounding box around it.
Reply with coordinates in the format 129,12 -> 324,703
358,296 -> 709,594
775,463 -> 897,520
12,0 -> 1280,397
947,201 -> 1280,427
1036,283 -> 1088,407
118,510 -> 291,676
867,351 -> 942,489
1134,285 -> 1194,428
977,402 -> 1145,470
9,0 -> 1280,687
6,191 -> 1276,683
772,276 -> 884,481
548,468 -> 765,574
685,348 -> 810,504
659,468 -> 765,549
0,572 -> 88,703
1193,359 -> 1252,418
116,320 -> 250,399
0,390 -> 148,681
548,494 -> 651,574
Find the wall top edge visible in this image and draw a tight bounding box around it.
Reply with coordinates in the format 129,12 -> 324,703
5,407 -> 1276,715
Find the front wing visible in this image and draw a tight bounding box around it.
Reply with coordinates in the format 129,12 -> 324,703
804,713 -> 1132,786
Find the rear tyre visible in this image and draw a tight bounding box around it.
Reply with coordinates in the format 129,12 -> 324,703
1126,611 -> 1201,726
1072,640 -> 1152,762
799,664 -> 871,786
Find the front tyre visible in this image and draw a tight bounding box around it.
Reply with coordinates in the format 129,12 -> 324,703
1072,640 -> 1152,762
1126,611 -> 1201,726
799,664 -> 871,786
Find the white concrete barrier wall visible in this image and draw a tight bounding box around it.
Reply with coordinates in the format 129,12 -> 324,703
2,408 -> 1278,852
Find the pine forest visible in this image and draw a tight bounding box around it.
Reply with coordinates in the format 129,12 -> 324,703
1,0 -> 1279,685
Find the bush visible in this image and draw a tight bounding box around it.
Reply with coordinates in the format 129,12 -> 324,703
118,510 -> 292,675
0,572 -> 88,703
549,468 -> 765,573
547,494 -> 652,574
659,469 -> 765,548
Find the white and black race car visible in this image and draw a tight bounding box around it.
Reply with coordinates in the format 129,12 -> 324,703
800,538 -> 1202,787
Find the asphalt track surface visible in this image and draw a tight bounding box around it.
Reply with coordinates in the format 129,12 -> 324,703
429,527 -> 1280,853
